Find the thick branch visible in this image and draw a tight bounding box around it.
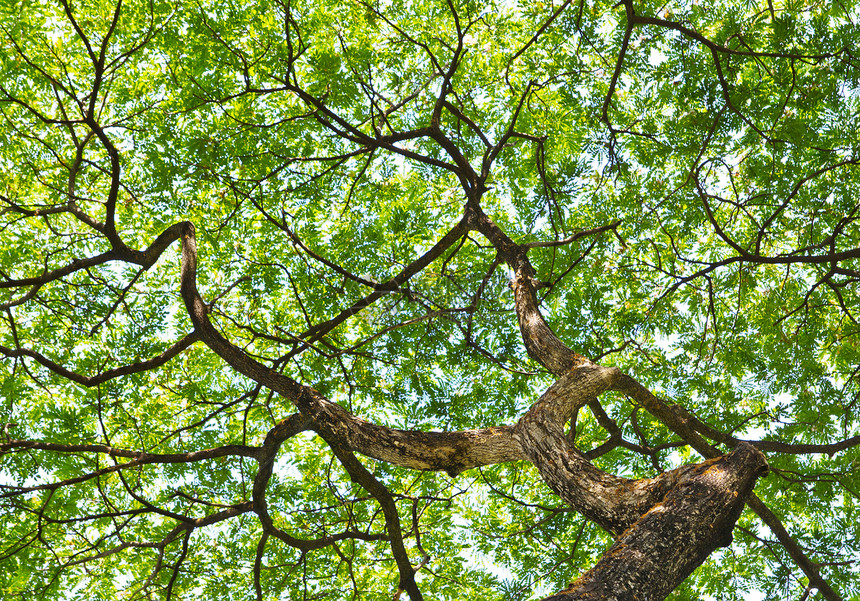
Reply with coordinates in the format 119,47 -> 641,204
612,375 -> 845,601
515,365 -> 724,536
473,203 -> 844,598
472,206 -> 590,373
545,443 -> 768,601
179,221 -> 523,475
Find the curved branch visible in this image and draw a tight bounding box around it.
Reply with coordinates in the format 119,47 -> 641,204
473,205 -> 590,373
630,11 -> 846,60
179,221 -> 524,475
546,443 -> 768,601
472,201 -> 842,598
250,413 -> 393,551
0,332 -> 200,386
516,365 -> 705,535
326,437 -> 424,601
0,220 -> 187,291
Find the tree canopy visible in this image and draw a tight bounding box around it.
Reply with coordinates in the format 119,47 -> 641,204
1,0 -> 859,599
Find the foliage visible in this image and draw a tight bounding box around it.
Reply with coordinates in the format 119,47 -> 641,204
0,0 -> 859,599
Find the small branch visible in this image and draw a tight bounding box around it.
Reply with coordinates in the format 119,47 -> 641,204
524,221 -> 621,249
0,332 -> 200,387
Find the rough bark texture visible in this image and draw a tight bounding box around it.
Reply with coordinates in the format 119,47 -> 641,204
545,443 -> 768,601
514,366 -> 709,536
2,6 -> 851,598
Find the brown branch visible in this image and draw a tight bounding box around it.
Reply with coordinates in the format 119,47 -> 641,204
326,437 -> 424,601
629,10 -> 845,60
612,375 -> 844,601
506,0 -> 574,70
296,214 -> 472,346
0,443 -> 258,499
469,196 -> 843,597
179,221 -> 525,475
0,251 -> 120,289
747,495 -> 843,601
516,365 -> 711,536
0,220 -> 187,293
545,443 -> 768,601
602,3 -> 635,128
250,412 -> 394,551
442,100 -> 491,148
472,206 -> 591,373
0,332 -> 200,386
0,440 -> 258,461
524,221 -> 622,249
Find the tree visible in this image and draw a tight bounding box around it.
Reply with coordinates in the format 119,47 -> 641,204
0,0 -> 858,598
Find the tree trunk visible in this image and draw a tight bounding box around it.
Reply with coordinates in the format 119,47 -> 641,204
544,443 -> 768,600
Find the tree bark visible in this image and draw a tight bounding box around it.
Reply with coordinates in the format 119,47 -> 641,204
514,366 -> 722,537
544,443 -> 768,601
